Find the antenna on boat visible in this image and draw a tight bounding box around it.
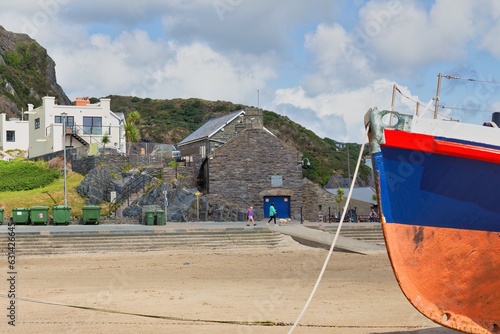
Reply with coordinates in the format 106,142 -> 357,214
434,73 -> 442,119
390,84 -> 396,125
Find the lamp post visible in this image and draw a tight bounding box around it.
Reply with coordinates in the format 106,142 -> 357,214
163,190 -> 168,224
346,145 -> 351,188
61,112 -> 68,206
195,191 -> 201,221
335,144 -> 351,188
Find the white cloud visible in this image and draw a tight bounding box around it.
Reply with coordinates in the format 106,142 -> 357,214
50,32 -> 276,102
159,42 -> 276,101
2,0 -> 500,144
273,79 -> 402,142
303,23 -> 375,93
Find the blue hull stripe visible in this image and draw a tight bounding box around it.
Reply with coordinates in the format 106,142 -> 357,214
374,147 -> 500,232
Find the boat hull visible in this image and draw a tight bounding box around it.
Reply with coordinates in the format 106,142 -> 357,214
367,108 -> 500,333
382,222 -> 499,333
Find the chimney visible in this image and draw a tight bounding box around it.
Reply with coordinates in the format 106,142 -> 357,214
245,108 -> 263,129
75,97 -> 90,106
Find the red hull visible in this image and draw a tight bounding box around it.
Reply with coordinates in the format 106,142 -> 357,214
382,222 -> 500,333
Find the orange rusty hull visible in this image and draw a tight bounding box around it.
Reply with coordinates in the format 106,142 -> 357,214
382,222 -> 500,333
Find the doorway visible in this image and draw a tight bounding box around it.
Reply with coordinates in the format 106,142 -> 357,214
263,196 -> 290,218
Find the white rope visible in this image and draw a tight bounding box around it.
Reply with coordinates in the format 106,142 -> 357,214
288,125 -> 370,333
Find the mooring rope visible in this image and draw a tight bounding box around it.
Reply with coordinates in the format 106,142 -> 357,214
0,294 -> 276,326
288,125 -> 370,333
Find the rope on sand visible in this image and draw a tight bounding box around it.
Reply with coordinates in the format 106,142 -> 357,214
0,294 -> 429,329
0,294 -> 275,326
287,126 -> 370,334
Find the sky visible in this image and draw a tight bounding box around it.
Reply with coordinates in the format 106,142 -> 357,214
2,0 -> 500,143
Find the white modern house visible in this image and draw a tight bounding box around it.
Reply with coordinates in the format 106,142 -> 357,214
28,96 -> 126,159
0,113 -> 30,155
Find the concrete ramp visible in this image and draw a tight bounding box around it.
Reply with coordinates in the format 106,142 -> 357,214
269,225 -> 386,255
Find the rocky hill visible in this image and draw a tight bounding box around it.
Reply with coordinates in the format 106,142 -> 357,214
0,26 -> 371,186
0,25 -> 69,118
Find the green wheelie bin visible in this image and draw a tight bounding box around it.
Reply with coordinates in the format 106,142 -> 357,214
143,209 -> 155,225
12,208 -> 30,225
0,208 -> 3,225
82,205 -> 101,225
52,205 -> 71,225
155,209 -> 165,226
30,206 -> 50,225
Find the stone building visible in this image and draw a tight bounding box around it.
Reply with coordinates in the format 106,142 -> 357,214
178,108 -> 306,221
177,108 -> 374,222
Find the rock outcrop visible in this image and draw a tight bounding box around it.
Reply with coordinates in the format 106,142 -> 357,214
0,25 -> 70,118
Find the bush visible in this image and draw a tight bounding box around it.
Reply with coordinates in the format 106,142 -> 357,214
0,160 -> 60,192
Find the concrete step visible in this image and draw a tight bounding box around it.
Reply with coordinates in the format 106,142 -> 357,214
0,230 -> 287,256
311,225 -> 385,245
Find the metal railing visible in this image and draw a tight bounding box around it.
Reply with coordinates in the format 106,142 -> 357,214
108,168 -> 163,216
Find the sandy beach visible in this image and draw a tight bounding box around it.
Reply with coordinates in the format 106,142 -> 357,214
2,236 -> 459,334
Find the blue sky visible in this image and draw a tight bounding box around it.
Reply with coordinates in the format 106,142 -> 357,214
2,0 -> 500,143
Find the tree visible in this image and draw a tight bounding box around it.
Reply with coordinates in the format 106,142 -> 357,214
127,110 -> 140,125
125,111 -> 141,154
334,188 -> 345,218
101,134 -> 110,155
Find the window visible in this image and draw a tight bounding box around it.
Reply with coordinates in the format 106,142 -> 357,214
6,131 -> 15,142
35,118 -> 40,129
200,145 -> 206,158
55,115 -> 75,127
83,116 -> 102,135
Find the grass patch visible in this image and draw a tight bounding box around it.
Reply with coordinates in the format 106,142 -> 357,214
0,171 -> 89,218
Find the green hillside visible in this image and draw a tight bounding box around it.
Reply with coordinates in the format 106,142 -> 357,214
107,95 -> 372,186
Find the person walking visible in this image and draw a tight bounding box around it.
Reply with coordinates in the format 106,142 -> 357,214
247,206 -> 256,226
267,202 -> 277,225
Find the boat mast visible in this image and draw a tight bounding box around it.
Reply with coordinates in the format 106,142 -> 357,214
434,73 -> 442,119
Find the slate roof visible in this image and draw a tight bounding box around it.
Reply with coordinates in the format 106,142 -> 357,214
178,110 -> 245,146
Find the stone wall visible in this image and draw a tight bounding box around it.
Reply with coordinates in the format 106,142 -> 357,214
302,178 -> 373,222
302,177 -> 337,222
207,128 -> 303,219
72,154 -> 167,175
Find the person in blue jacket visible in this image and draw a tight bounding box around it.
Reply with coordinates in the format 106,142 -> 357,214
267,203 -> 277,225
